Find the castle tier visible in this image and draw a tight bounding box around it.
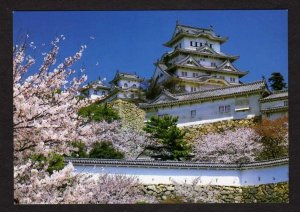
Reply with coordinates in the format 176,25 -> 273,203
153,23 -> 249,93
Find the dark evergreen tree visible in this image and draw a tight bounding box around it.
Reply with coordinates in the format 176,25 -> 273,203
268,72 -> 287,91
78,102 -> 120,123
145,76 -> 162,100
89,141 -> 124,159
143,115 -> 192,161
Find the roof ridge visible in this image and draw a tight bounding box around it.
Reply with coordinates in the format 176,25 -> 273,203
272,89 -> 288,94
177,23 -> 212,32
173,80 -> 265,97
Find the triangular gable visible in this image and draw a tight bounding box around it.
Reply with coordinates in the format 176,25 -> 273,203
152,63 -> 171,81
217,60 -> 239,72
172,25 -> 183,38
151,90 -> 177,104
196,45 -> 221,56
176,56 -> 202,67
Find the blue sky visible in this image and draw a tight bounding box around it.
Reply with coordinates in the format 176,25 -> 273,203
13,10 -> 288,86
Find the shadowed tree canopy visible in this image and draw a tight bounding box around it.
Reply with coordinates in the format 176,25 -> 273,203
143,115 -> 192,161
268,72 -> 287,91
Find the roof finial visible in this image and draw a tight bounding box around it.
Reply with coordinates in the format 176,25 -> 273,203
176,20 -> 179,26
98,75 -> 101,80
209,25 -> 213,30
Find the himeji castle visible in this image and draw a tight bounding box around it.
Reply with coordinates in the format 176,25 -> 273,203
81,23 -> 288,124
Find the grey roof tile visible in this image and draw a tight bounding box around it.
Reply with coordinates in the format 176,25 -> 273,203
140,80 -> 267,108
65,157 -> 288,170
261,90 -> 288,101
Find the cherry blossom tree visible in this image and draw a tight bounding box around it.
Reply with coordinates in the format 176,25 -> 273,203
172,178 -> 220,203
13,36 -> 155,204
14,162 -> 156,204
192,128 -> 262,163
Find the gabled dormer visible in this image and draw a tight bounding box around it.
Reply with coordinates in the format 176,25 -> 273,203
175,56 -> 202,67
150,89 -> 178,104
217,60 -> 241,72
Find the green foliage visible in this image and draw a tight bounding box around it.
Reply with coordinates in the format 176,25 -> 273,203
144,115 -> 192,161
268,72 -> 287,91
31,153 -> 65,174
70,141 -> 88,158
89,141 -> 124,159
160,196 -> 185,204
78,102 -> 120,123
145,76 -> 162,100
47,154 -> 65,174
163,77 -> 185,94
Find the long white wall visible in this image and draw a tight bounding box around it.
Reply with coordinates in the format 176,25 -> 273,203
152,94 -> 261,124
73,164 -> 288,186
261,99 -> 287,110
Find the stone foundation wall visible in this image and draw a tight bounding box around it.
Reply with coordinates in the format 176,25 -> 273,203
109,99 -> 145,132
138,182 -> 288,203
182,118 -> 259,142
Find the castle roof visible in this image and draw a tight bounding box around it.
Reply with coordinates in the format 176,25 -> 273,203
110,71 -> 143,84
260,90 -> 288,102
65,157 -> 288,170
164,24 -> 228,47
80,79 -> 110,91
167,56 -> 248,77
166,46 -> 239,62
140,80 -> 268,108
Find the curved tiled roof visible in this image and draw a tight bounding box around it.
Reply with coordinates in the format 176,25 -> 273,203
167,48 -> 239,62
65,157 -> 288,170
165,24 -> 228,47
260,90 -> 288,102
261,105 -> 288,113
140,80 -> 268,108
167,61 -> 248,77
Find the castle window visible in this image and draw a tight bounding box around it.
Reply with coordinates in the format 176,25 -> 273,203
235,99 -> 250,111
93,90 -> 97,94
230,77 -> 236,82
132,84 -> 137,88
211,62 -> 216,67
225,105 -> 231,113
181,71 -> 187,77
200,43 -> 203,47
210,44 -> 213,48
124,83 -> 128,88
219,76 -> 225,79
190,41 -> 197,47
102,91 -> 106,95
219,106 -> 224,113
193,73 -> 198,77
284,100 -> 288,106
191,110 -> 196,118
191,87 -> 197,92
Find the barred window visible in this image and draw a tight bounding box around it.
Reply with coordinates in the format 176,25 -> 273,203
219,106 -> 224,113
235,99 -> 250,111
284,100 -> 288,106
225,105 -> 231,113
191,110 -> 196,118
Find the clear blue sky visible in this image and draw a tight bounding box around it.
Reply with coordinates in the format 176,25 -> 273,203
13,10 -> 288,86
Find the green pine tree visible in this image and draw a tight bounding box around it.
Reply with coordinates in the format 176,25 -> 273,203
143,115 -> 192,161
78,102 -> 120,123
268,72 -> 287,91
89,141 -> 124,159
